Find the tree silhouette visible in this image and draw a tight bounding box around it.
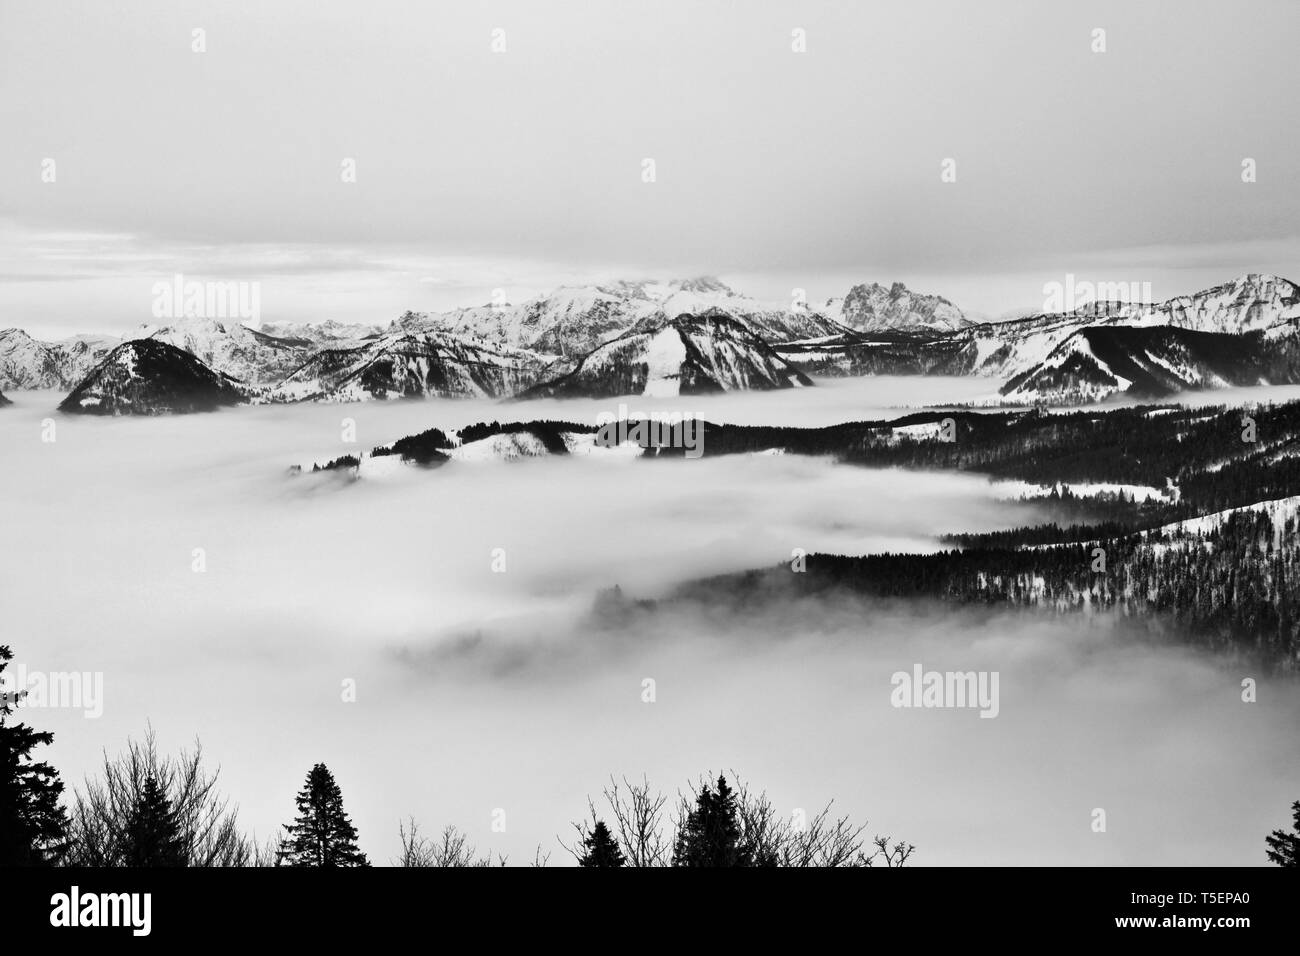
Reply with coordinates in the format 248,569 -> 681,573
0,645 -> 69,865
672,774 -> 753,867
578,820 -> 626,868
66,729 -> 252,866
279,763 -> 368,867
123,773 -> 188,866
1266,800 -> 1300,867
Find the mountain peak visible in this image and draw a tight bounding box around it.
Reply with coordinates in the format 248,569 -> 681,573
59,338 -> 243,415
838,281 -> 968,334
668,275 -> 732,295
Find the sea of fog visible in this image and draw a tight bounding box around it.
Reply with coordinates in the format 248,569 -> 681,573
2,376 -> 1297,865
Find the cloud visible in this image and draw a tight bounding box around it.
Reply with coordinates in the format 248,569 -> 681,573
4,378 -> 1295,863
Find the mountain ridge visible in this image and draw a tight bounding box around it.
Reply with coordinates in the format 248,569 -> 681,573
58,339 -> 245,415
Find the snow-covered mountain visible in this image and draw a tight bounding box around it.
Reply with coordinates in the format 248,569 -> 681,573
408,277 -> 852,358
1126,273 -> 1300,335
268,330 -> 548,403
786,273 -> 1300,403
827,281 -> 971,335
0,329 -> 118,390
259,319 -> 385,344
141,316 -> 308,385
964,273 -> 1300,380
521,311 -> 813,400
59,339 -> 245,415
19,272 -> 1300,407
998,324 -> 1297,405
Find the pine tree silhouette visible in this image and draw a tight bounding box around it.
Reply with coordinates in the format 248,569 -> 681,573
0,645 -> 69,865
123,773 -> 188,866
278,763 -> 369,867
578,820 -> 626,867
672,774 -> 753,867
1265,800 -> 1300,867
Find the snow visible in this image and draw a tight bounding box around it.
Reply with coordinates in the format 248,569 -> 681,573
1151,495 -> 1299,541
885,421 -> 945,443
448,432 -> 550,463
117,346 -> 138,378
642,328 -> 688,397
989,480 -> 1170,503
562,432 -> 646,460
1028,495 -> 1300,553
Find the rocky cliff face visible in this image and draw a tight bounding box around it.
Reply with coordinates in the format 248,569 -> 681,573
829,281 -> 971,335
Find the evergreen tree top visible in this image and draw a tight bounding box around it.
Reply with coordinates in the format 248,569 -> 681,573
279,762 -> 369,868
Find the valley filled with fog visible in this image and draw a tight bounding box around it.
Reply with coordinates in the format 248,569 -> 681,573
3,376 -> 1297,865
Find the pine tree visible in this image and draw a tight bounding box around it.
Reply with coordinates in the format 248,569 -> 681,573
0,645 -> 69,865
1265,800 -> 1300,867
578,820 -> 626,867
671,774 -> 753,867
278,763 -> 369,867
123,773 -> 187,866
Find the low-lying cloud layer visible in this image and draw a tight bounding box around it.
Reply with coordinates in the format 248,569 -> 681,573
2,379 -> 1295,864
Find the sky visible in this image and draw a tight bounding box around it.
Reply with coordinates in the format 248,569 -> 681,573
2,0 -> 1299,337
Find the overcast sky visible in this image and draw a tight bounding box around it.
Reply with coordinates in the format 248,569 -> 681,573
2,0 -> 1299,337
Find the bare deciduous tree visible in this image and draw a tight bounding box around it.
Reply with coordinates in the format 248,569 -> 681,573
865,835 -> 916,867
569,770 -> 916,868
251,832 -> 283,867
395,818 -> 505,867
564,775 -> 671,867
734,776 -> 917,867
65,728 -> 252,867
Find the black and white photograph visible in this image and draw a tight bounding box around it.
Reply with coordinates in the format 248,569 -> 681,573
1,0 -> 1295,939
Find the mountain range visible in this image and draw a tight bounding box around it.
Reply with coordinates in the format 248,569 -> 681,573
4,272 -> 1300,413
782,273 -> 1300,404
402,276 -> 853,358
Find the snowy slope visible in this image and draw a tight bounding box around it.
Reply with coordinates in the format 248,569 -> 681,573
259,319 -> 385,344
141,316 -> 308,384
1131,273 -> 1300,335
268,330 -> 548,402
785,273 -> 1300,404
0,328 -> 118,390
520,311 -> 814,400
405,277 -> 853,358
59,339 -> 245,415
999,324 -> 1290,404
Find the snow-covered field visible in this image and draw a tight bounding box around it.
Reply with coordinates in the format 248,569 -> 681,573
2,379 -> 1297,865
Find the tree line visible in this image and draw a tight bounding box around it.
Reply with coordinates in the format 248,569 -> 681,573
0,645 -> 917,868
671,506 -> 1300,671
